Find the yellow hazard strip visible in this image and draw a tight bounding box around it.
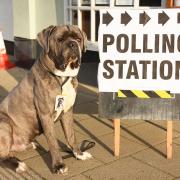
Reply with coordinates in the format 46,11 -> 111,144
118,90 -> 127,98
154,90 -> 172,98
131,90 -> 150,98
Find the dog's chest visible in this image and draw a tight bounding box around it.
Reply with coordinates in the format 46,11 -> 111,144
54,77 -> 76,121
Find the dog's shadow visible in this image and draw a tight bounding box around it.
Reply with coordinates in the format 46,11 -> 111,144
33,139 -> 75,173
34,139 -> 95,173
0,86 -> 9,102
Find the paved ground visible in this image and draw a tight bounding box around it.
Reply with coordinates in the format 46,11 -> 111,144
1,64 -> 180,179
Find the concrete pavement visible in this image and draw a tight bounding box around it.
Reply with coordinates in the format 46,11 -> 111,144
1,65 -> 180,179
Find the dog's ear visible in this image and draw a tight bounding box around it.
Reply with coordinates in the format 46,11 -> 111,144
75,26 -> 87,53
37,25 -> 56,53
82,31 -> 87,53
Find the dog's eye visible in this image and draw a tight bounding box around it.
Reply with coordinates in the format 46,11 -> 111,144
76,38 -> 81,43
57,38 -> 63,43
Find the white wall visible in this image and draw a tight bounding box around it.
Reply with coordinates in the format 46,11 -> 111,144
0,0 -> 13,41
13,0 -> 64,39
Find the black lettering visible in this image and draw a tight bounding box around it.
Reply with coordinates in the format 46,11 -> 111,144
115,60 -> 127,78
126,61 -> 139,79
103,34 -> 114,52
116,34 -> 129,53
175,61 -> 180,79
162,34 -> 174,53
103,60 -> 114,79
152,61 -> 157,79
139,60 -> 151,79
155,34 -> 159,53
143,34 -> 153,53
131,34 -> 141,53
177,35 -> 180,52
160,60 -> 172,80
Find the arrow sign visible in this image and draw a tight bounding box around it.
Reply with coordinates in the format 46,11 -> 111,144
121,11 -> 132,26
102,11 -> 113,26
139,11 -> 151,26
158,11 -> 169,26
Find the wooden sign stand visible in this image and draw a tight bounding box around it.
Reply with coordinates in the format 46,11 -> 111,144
113,0 -> 179,159
113,119 -> 173,159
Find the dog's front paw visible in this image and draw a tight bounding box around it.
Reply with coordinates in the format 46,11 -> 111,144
73,151 -> 92,160
52,163 -> 68,175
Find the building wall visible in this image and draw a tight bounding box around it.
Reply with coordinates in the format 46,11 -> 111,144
0,0 -> 13,41
13,0 -> 65,65
13,0 -> 64,39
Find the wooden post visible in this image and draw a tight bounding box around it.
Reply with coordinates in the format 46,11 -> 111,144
167,120 -> 173,159
114,119 -> 120,156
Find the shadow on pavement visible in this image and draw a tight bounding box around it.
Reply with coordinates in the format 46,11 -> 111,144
0,86 -> 8,102
74,120 -> 114,155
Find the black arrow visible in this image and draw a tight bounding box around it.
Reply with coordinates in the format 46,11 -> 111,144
139,11 -> 151,26
158,11 -> 169,26
121,11 -> 132,26
102,11 -> 113,26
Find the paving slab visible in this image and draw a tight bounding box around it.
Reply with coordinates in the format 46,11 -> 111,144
148,120 -> 180,133
66,174 -> 90,180
120,119 -> 146,128
74,116 -> 113,138
0,161 -> 44,180
25,151 -> 102,180
132,143 -> 180,177
121,121 -> 180,146
87,133 -> 147,163
15,124 -> 87,161
83,156 -> 174,180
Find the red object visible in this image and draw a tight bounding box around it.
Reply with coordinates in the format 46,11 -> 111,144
0,53 -> 15,69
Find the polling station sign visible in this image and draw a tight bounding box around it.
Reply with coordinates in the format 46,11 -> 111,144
98,9 -> 180,96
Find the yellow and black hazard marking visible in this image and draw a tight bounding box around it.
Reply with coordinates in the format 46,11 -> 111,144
118,90 -> 174,98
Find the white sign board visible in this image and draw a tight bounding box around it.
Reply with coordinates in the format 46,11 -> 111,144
98,9 -> 180,93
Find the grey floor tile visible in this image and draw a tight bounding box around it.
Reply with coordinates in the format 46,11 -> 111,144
132,143 -> 180,177
121,121 -> 180,146
74,116 -> 113,138
88,133 -> 147,163
66,174 -> 89,180
84,157 -> 174,180
25,152 -> 102,180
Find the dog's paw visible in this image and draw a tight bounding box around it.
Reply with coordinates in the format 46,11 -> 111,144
16,162 -> 28,173
53,163 -> 68,175
73,151 -> 93,160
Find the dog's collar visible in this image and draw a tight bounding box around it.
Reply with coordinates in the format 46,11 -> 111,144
38,58 -> 79,77
53,65 -> 79,77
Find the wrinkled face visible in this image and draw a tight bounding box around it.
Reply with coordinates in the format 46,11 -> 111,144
37,25 -> 87,71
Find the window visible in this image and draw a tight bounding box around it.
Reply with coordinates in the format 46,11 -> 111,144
64,0 -> 166,51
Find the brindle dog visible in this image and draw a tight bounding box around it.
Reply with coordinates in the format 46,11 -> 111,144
0,25 -> 92,175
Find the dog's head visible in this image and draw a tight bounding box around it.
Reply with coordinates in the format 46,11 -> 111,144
37,25 -> 87,74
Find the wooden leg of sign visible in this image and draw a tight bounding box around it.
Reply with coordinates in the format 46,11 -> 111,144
167,120 -> 173,159
114,119 -> 120,157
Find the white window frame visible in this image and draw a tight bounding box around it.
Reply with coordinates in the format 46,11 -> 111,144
64,0 -> 166,51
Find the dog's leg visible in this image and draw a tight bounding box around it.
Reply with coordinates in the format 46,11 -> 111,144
40,116 -> 68,175
34,100 -> 68,175
0,121 -> 27,173
61,108 -> 92,160
0,121 -> 13,158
